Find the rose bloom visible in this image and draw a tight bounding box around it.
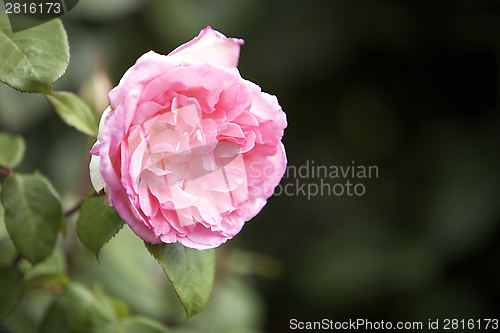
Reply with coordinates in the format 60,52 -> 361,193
90,27 -> 287,250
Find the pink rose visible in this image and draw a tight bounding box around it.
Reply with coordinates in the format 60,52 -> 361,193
90,26 -> 287,250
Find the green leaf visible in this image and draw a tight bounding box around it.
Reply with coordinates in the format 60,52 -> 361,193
0,14 -> 69,94
121,316 -> 170,333
0,306 -> 38,333
1,173 -> 62,265
109,298 -> 130,319
0,131 -> 25,169
42,282 -> 168,333
40,283 -> 116,333
27,273 -> 69,290
76,194 -> 124,260
145,242 -> 215,320
70,225 -> 184,322
0,183 -> 16,267
38,301 -> 66,333
0,266 -> 24,321
59,214 -> 66,235
99,316 -> 170,333
46,91 -> 99,137
62,284 -> 116,330
24,245 -> 67,281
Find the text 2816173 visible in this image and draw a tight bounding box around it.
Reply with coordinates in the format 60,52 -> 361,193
5,2 -> 61,14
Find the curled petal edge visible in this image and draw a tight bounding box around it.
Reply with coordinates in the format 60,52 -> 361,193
168,26 -> 244,68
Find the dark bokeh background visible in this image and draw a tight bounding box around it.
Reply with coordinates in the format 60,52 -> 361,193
1,0 -> 500,332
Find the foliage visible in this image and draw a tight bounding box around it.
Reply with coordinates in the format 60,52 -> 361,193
76,194 -> 124,261
1,172 -> 62,265
46,92 -> 99,137
0,14 -> 69,94
145,243 -> 215,320
0,11 -> 228,332
0,132 -> 25,169
0,266 -> 24,321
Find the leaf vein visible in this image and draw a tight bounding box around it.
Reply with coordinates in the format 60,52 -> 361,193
14,176 -> 36,237
0,48 -> 18,73
0,27 -> 42,84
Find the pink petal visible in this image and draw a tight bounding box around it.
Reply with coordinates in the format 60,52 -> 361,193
89,154 -> 105,193
132,101 -> 164,126
221,123 -> 245,138
159,232 -> 178,243
110,187 -> 160,244
216,78 -> 252,121
233,110 -> 259,127
89,141 -> 100,156
138,187 -> 159,217
184,225 -> 227,248
168,26 -> 244,68
109,51 -> 183,109
245,80 -> 287,130
178,234 -> 224,250
150,210 -> 172,236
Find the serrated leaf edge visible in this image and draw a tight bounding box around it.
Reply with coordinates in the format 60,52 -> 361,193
144,243 -> 214,320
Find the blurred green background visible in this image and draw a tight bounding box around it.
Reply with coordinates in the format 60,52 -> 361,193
1,0 -> 500,332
